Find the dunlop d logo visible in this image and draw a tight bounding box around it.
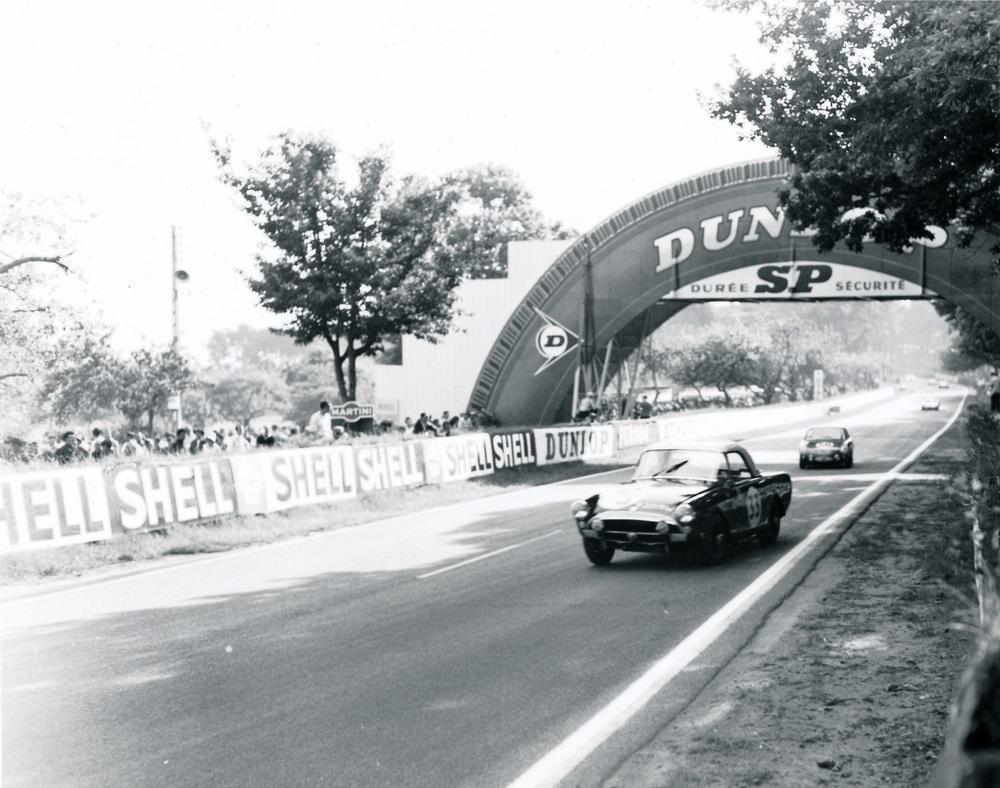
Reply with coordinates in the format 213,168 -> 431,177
533,309 -> 579,375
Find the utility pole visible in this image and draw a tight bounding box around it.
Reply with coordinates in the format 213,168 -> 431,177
171,225 -> 179,349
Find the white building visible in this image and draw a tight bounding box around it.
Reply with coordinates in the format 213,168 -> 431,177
374,239 -> 571,423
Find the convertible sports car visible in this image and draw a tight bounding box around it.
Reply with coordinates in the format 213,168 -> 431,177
571,440 -> 792,566
799,426 -> 853,469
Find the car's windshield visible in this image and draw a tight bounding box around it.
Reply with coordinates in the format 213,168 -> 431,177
633,449 -> 725,482
805,428 -> 845,441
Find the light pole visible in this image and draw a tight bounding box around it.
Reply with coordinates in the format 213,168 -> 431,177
170,226 -> 190,429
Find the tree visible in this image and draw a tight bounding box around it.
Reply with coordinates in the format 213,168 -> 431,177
441,165 -> 575,279
116,349 -> 195,433
214,133 -> 467,402
657,325 -> 760,404
713,1 -> 1000,259
935,300 -> 1000,370
203,371 -> 290,424
38,334 -> 122,425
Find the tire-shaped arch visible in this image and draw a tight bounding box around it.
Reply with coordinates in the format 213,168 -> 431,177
467,158 -> 1000,427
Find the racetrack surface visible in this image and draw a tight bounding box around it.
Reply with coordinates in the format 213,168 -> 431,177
0,387 -> 963,788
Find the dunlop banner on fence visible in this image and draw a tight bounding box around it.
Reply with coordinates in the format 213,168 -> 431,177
421,433 -> 494,484
533,425 -> 615,465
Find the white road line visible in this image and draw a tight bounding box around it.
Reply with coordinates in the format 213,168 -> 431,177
506,392 -> 967,788
416,530 -> 563,580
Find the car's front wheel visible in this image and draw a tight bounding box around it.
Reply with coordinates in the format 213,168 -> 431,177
844,451 -> 854,468
582,537 -> 615,566
799,455 -> 808,469
700,514 -> 729,566
759,503 -> 781,547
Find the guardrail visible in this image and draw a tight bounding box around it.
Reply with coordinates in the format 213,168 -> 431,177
0,388 -> 894,554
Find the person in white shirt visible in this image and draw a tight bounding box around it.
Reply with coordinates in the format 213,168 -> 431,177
307,401 -> 334,440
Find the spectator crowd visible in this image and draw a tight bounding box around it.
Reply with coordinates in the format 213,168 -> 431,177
0,401 -> 502,466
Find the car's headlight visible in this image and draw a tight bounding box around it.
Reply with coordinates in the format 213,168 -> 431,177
674,503 -> 695,524
570,499 -> 590,519
590,517 -> 604,532
655,520 -> 670,534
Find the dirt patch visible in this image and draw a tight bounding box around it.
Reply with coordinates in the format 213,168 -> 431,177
605,421 -> 977,787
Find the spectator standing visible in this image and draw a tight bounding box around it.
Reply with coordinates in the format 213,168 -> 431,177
633,395 -> 653,419
307,401 -> 334,441
575,392 -> 597,422
54,432 -> 88,464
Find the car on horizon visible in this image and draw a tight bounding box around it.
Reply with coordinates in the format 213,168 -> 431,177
570,440 -> 792,567
938,380 -> 950,389
921,397 -> 941,411
799,426 -> 853,469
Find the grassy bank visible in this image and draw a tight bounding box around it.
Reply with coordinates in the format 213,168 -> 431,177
0,459 -> 628,588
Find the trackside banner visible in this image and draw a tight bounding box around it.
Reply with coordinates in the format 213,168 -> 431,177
0,466 -> 113,552
533,425 -> 615,465
108,460 -> 237,532
486,430 -> 537,470
615,420 -> 659,451
229,446 -> 357,514
421,433 -> 494,484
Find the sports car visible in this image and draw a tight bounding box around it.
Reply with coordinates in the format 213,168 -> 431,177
799,426 -> 853,468
571,440 -> 792,566
921,397 -> 941,411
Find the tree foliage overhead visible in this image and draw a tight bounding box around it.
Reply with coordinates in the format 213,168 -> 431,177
712,0 -> 1000,258
214,133 -> 471,401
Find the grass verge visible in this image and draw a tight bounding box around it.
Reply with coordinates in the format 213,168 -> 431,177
0,460 -> 628,588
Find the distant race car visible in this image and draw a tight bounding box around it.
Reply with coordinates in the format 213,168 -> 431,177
921,397 -> 941,411
799,426 -> 854,469
571,440 -> 792,566
938,381 -> 950,389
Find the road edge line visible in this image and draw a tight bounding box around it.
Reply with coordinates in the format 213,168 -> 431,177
506,393 -> 968,788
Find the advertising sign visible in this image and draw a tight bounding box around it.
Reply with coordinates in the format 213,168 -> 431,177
615,420 -> 658,451
353,442 -> 424,493
229,446 -> 357,514
330,402 -> 375,423
487,430 -> 537,470
421,433 -> 494,483
0,466 -> 113,552
108,460 -> 237,532
533,425 -> 615,465
662,262 -> 926,300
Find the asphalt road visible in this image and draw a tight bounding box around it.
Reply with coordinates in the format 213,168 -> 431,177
0,387 -> 964,788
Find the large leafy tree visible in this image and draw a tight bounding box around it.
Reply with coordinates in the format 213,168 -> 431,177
214,134 -> 467,402
442,165 -> 574,279
713,1 -> 1000,360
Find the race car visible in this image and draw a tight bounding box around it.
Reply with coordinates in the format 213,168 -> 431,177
921,397 -> 941,411
571,440 -> 792,567
799,426 -> 853,468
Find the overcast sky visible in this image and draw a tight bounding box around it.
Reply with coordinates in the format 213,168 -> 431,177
1,0 -> 773,356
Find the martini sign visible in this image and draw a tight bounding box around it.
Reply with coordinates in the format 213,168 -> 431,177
663,262 -> 928,301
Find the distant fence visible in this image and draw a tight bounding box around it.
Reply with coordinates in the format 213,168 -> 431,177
0,388 -> 893,554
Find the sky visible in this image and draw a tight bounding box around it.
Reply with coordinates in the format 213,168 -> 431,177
1,0 -> 774,357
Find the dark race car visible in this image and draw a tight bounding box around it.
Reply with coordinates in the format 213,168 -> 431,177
571,440 -> 792,567
798,426 -> 853,469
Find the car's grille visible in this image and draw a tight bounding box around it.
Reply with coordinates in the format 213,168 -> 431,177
602,519 -> 659,534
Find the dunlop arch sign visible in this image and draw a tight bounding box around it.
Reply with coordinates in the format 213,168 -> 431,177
468,159 -> 999,426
